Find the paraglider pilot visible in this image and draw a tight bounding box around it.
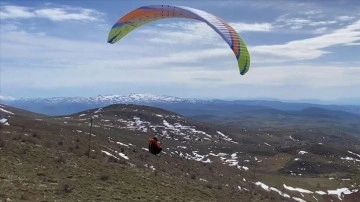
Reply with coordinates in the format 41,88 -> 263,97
148,136 -> 162,155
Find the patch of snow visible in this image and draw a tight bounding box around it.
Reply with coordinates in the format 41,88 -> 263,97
117,152 -> 129,160
209,152 -> 227,157
255,182 -> 269,191
298,151 -> 308,155
79,114 -> 86,117
264,142 -> 271,146
101,150 -> 119,160
0,108 -> 15,115
293,197 -> 306,202
341,156 -> 360,162
94,108 -> 102,114
217,131 -> 232,141
289,135 -> 299,141
255,182 -> 290,198
315,191 -> 327,195
348,150 -> 360,158
0,118 -> 8,124
270,187 -> 290,198
199,178 -> 208,182
329,177 -> 335,180
116,142 -> 130,148
283,184 -> 313,194
328,188 -> 353,200
294,158 -> 300,161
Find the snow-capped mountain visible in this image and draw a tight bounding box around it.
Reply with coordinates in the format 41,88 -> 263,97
1,93 -> 198,104
0,93 -> 205,115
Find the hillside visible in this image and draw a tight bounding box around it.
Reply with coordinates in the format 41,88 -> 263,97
1,104 -> 360,202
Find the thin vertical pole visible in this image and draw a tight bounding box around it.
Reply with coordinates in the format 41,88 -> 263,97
87,117 -> 93,159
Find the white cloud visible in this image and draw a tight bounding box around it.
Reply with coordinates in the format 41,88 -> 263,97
230,22 -> 273,32
149,21 -> 272,45
0,5 -> 35,19
2,63 -> 359,101
0,4 -> 103,22
337,16 -> 355,21
313,27 -> 327,34
251,20 -> 360,62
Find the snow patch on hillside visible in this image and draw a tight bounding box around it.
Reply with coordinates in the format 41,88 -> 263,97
0,107 -> 15,115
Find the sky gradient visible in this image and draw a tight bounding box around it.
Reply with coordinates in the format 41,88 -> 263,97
0,0 -> 359,103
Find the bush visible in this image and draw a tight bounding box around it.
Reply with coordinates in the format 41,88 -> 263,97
55,155 -> 66,164
205,184 -> 213,189
59,181 -> 74,193
45,140 -> 52,148
12,134 -> 21,141
0,137 -> 5,148
32,132 -> 40,139
99,174 -> 110,181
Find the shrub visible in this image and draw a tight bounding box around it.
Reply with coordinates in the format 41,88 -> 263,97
205,184 -> 213,189
99,174 -> 110,181
32,132 -> 40,139
0,137 -> 5,148
45,140 -> 52,148
59,181 -> 74,193
55,155 -> 66,164
12,134 -> 21,141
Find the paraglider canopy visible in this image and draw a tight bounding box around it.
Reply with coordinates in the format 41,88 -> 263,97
108,5 -> 250,75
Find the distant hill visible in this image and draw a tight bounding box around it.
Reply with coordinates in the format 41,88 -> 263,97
1,94 -> 359,116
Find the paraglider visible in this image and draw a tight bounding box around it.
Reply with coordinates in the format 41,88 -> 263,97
108,5 -> 251,75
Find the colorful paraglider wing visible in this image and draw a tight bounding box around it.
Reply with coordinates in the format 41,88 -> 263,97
108,5 -> 250,75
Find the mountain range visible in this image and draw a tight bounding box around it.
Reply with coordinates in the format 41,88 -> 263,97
1,93 -> 360,116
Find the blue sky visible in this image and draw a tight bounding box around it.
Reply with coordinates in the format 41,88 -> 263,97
0,0 -> 359,103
